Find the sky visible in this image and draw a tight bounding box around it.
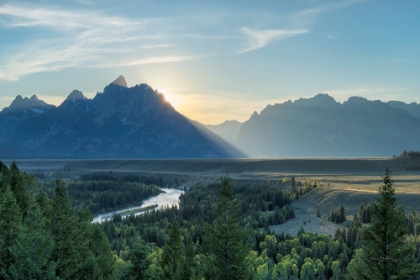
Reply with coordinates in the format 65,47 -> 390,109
0,0 -> 419,124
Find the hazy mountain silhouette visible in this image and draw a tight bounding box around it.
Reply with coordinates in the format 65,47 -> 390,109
205,120 -> 243,146
388,100 -> 420,119
235,94 -> 420,157
0,76 -> 243,159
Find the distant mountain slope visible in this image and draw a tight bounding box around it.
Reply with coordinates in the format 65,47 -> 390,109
205,120 -> 243,145
236,94 -> 420,157
388,101 -> 420,119
0,76 -> 243,159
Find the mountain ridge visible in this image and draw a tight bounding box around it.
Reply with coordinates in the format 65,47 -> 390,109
234,93 -> 420,157
0,76 -> 243,159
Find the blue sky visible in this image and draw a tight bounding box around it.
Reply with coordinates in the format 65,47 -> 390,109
0,0 -> 419,124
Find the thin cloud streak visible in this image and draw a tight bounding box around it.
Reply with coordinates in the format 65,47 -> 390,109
239,27 -> 308,53
0,4 -> 196,81
98,56 -> 197,68
0,4 -> 147,30
292,0 -> 367,19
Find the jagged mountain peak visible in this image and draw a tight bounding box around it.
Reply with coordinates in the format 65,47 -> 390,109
110,75 -> 127,88
294,93 -> 339,107
7,94 -> 51,111
66,90 -> 85,102
30,95 -> 40,101
345,96 -> 370,104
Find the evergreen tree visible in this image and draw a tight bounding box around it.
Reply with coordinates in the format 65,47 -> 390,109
338,205 -> 346,223
85,223 -> 116,279
5,200 -> 56,280
179,240 -> 197,280
9,162 -> 29,217
51,179 -> 82,279
125,241 -> 151,280
0,188 -> 22,271
204,177 -> 248,280
161,220 -> 183,280
0,161 -> 11,195
347,169 -> 420,279
36,190 -> 53,224
290,176 -> 297,194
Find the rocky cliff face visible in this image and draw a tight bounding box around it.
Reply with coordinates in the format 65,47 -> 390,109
236,94 -> 420,157
0,76 -> 243,159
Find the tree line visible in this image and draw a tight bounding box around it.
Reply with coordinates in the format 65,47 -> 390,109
40,179 -> 162,214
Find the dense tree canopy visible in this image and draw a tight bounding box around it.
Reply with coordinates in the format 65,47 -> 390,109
1,162 -> 420,280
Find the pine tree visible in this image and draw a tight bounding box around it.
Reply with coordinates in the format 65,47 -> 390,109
5,199 -> 56,279
51,179 -> 82,279
204,177 -> 248,280
338,205 -> 346,223
0,188 -> 22,271
125,241 -> 151,280
9,162 -> 29,217
85,223 -> 116,279
36,190 -> 53,223
179,240 -> 197,280
290,177 -> 297,194
161,220 -> 183,280
347,169 -> 420,279
0,161 -> 11,195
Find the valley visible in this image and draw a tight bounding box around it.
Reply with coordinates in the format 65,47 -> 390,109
7,157 -> 420,237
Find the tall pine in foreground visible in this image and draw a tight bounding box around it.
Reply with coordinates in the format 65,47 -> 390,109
51,179 -> 81,279
0,188 -> 22,272
347,168 -> 420,279
125,241 -> 151,280
161,220 -> 183,280
9,162 -> 29,217
5,200 -> 56,279
204,177 -> 248,280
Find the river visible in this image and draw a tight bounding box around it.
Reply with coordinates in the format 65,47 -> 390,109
92,188 -> 184,223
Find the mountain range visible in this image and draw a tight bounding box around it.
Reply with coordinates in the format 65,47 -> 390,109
2,77 -> 420,159
207,94 -> 420,157
0,76 -> 242,159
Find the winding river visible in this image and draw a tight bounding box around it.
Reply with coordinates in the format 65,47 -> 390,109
93,188 -> 184,223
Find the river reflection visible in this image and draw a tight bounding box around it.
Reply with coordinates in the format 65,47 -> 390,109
93,188 -> 184,223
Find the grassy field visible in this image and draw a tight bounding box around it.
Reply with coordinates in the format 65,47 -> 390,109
3,157 -> 420,236
274,173 -> 420,236
4,156 -> 419,176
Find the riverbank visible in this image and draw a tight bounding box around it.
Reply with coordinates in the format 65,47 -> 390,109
92,187 -> 184,223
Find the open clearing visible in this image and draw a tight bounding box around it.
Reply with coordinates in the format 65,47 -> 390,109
4,157 -> 420,236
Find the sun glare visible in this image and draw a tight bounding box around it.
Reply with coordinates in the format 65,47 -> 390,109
158,88 -> 181,109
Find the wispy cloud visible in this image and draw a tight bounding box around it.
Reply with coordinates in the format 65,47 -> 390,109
97,56 -> 197,68
236,0 -> 364,54
291,0 -> 366,23
0,4 -> 146,30
238,27 -> 308,53
0,3 -> 196,81
326,32 -> 335,39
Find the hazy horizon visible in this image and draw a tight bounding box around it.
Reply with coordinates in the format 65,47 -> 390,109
1,0 -> 419,124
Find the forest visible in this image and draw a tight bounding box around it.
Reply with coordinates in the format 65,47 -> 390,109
0,161 -> 419,279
